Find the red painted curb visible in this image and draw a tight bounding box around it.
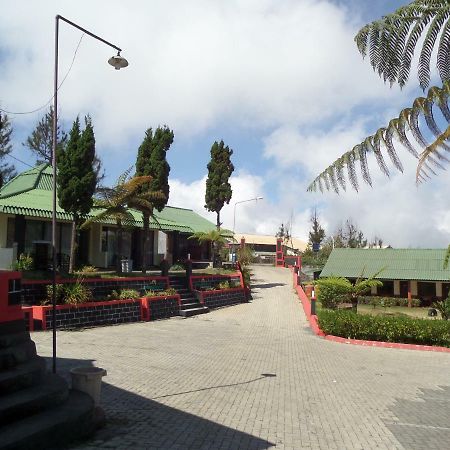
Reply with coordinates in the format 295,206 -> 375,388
293,274 -> 450,354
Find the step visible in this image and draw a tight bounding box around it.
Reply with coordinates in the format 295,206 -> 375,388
179,306 -> 209,318
179,302 -> 203,310
0,341 -> 37,371
0,390 -> 94,450
0,332 -> 30,350
0,373 -> 68,426
0,356 -> 46,396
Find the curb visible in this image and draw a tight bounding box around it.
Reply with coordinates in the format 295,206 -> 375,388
293,273 -> 450,354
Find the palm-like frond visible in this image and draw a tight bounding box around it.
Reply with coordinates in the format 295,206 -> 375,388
355,1 -> 450,89
308,81 -> 450,193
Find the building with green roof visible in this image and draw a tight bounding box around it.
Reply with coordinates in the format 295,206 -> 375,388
0,164 -> 220,269
321,248 -> 450,301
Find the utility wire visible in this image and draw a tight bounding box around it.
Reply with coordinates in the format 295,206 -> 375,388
0,33 -> 85,116
5,153 -> 34,168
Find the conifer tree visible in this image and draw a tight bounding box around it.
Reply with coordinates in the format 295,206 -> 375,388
205,140 -> 234,230
135,126 -> 174,272
24,106 -> 67,163
0,112 -> 16,187
57,116 -> 97,272
308,209 -> 325,250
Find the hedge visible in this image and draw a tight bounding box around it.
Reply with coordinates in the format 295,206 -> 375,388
317,309 -> 450,347
357,296 -> 421,308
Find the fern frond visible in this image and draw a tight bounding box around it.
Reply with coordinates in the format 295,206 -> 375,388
418,11 -> 448,89
437,17 -> 450,83
416,123 -> 450,182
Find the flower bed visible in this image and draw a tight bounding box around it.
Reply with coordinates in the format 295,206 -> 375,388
32,299 -> 142,330
189,273 -> 243,291
21,276 -> 169,305
190,273 -> 246,309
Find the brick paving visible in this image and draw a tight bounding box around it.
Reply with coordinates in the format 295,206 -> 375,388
31,265 -> 450,449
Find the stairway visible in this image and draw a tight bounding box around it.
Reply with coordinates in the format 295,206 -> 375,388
168,275 -> 209,318
0,320 -> 95,450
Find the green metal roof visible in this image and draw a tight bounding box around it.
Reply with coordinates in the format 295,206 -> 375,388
320,248 -> 450,282
0,164 -> 217,234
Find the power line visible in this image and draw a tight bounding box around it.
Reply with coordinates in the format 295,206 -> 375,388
0,33 -> 85,116
6,153 -> 34,168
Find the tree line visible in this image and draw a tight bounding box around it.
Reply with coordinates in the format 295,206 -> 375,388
1,106 -> 236,272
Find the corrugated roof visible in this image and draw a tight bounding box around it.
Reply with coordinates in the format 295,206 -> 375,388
0,164 -> 217,234
320,248 -> 450,282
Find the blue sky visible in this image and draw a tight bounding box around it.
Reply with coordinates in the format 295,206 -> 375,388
1,1 -> 449,247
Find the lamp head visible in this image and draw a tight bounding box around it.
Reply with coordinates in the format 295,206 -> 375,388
108,52 -> 129,70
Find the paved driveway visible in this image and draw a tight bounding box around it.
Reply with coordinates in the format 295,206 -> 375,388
32,265 -> 450,450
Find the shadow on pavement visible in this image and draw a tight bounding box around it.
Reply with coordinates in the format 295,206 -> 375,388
252,282 -> 286,289
45,356 -> 276,449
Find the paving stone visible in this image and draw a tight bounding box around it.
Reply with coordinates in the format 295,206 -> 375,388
32,265 -> 450,450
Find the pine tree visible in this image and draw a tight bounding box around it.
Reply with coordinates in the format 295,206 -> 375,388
135,126 -> 174,272
308,209 -> 325,250
205,140 -> 234,230
0,112 -> 16,187
57,116 -> 97,272
24,106 -> 67,163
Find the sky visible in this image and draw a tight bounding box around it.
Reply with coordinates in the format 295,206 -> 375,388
0,0 -> 449,248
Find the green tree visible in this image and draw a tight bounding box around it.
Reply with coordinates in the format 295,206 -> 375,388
205,140 -> 234,230
276,223 -> 291,245
135,126 -> 173,272
24,106 -> 67,164
308,209 -> 325,249
317,275 -> 383,313
57,117 -> 97,273
0,112 -> 16,187
81,169 -> 154,274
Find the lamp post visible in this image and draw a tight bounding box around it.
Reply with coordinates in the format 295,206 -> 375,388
232,197 -> 263,259
51,15 -> 128,373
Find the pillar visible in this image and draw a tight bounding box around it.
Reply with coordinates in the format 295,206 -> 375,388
393,280 -> 400,296
436,282 -> 443,299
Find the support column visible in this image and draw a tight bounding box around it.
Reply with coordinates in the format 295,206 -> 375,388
393,280 -> 400,296
436,282 -> 443,299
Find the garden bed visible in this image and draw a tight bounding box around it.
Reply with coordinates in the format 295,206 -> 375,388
21,276 -> 169,305
31,299 -> 142,331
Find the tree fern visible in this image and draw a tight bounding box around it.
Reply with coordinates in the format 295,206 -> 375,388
355,1 -> 450,90
308,81 -> 450,193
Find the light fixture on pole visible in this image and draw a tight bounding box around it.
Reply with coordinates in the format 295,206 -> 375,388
51,14 -> 128,374
232,197 -> 263,258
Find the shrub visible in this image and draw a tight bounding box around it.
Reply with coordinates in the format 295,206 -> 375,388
63,280 -> 93,305
433,297 -> 450,320
145,288 -> 177,297
317,309 -> 450,347
237,245 -> 255,266
315,277 -> 349,309
116,289 -> 140,300
217,281 -> 230,290
13,253 -> 33,271
75,265 -> 98,274
170,263 -> 185,271
44,284 -> 65,305
358,296 -> 421,308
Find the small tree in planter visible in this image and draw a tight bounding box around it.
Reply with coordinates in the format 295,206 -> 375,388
317,274 -> 383,313
188,229 -> 227,268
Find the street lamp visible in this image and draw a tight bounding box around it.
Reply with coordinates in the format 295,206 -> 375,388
232,197 -> 263,259
51,15 -> 128,373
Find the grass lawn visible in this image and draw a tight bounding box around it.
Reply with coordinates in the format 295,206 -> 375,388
357,304 -> 432,319
314,300 -> 439,320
